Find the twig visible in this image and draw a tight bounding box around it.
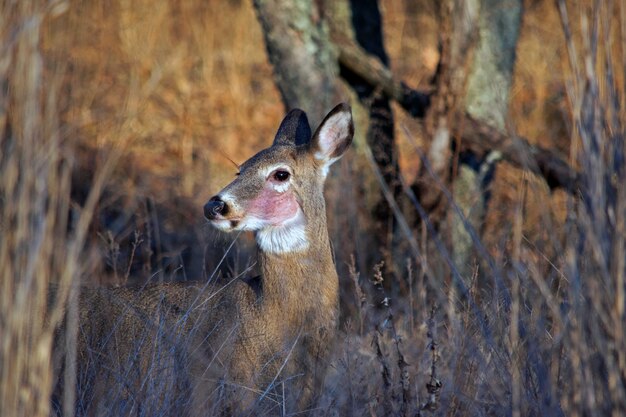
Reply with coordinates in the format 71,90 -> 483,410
371,262 -> 413,416
124,230 -> 143,284
420,306 -> 442,413
372,331 -> 393,412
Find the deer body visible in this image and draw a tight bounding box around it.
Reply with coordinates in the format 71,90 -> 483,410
204,103 -> 353,410
55,103 -> 353,416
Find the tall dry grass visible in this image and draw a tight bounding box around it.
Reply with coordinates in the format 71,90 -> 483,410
0,2 -> 73,416
320,3 -> 625,416
0,0 -> 624,416
0,2 -> 113,416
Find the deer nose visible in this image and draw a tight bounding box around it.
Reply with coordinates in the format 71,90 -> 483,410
204,196 -> 227,220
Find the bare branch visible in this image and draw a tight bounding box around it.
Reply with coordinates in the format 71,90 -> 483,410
334,36 -> 581,193
334,35 -> 431,118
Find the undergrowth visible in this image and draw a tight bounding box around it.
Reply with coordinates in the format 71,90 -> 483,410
0,1 -> 624,417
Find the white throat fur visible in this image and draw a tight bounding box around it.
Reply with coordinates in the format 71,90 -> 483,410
255,210 -> 308,254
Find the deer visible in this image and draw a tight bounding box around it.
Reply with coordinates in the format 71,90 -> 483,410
52,103 -> 354,416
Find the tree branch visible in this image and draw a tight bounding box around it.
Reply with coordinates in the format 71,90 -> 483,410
457,114 -> 581,192
334,34 -> 431,118
334,37 -> 581,193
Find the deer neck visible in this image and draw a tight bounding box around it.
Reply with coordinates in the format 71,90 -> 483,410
255,197 -> 338,324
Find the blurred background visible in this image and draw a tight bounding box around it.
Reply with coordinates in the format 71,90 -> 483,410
1,0 -> 624,415
33,0 -> 573,283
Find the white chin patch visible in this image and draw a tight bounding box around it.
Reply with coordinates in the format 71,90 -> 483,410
211,219 -> 234,231
237,216 -> 269,231
255,211 -> 308,254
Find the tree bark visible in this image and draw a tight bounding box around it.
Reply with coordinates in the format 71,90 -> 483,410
346,0 -> 399,260
325,0 -> 410,275
450,0 -> 522,279
253,0 -> 339,126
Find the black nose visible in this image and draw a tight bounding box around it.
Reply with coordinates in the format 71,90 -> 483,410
204,196 -> 227,220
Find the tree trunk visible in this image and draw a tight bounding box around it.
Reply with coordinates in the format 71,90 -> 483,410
325,0 -> 411,282
450,0 -> 523,279
253,0 -> 374,318
253,0 -> 339,126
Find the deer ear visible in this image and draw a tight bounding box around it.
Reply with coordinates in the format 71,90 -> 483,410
310,103 -> 354,174
273,109 -> 311,147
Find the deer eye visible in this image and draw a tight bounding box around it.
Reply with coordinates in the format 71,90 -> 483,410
272,170 -> 290,182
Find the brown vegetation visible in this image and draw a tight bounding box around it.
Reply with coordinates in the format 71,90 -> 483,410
1,0 -> 625,416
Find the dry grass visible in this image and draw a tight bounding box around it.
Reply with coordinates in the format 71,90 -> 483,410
1,0 -> 625,416
0,1 -> 111,416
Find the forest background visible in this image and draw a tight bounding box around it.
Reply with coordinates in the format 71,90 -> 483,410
1,0 -> 625,416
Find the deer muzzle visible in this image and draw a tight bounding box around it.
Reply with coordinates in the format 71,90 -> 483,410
204,196 -> 228,220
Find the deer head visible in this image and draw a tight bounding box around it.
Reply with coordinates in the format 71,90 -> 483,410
204,103 -> 353,254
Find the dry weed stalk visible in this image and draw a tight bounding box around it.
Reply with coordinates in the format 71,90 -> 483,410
349,254 -> 367,335
371,261 -> 414,416
419,305 -> 441,414
0,2 -> 110,417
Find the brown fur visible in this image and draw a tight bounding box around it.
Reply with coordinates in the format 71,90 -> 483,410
53,104 -> 353,416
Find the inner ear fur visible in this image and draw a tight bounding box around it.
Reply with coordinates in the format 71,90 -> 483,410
311,103 -> 354,161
